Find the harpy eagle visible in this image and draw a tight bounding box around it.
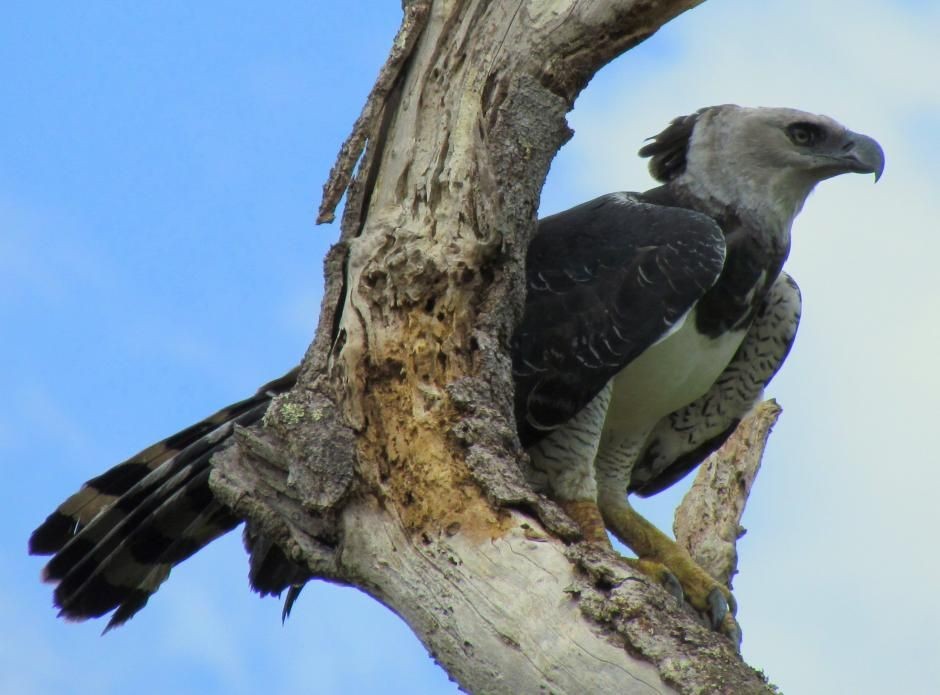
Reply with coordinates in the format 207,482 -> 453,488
29,105 -> 884,642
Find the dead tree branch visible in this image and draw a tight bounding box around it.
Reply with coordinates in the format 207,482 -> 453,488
675,399 -> 782,588
209,2 -> 779,692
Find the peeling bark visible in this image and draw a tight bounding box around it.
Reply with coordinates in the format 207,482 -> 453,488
674,400 -> 783,589
208,1 -> 780,692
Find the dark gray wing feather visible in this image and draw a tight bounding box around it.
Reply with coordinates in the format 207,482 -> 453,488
512,192 -> 726,447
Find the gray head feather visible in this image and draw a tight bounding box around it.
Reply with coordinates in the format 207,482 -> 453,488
641,105 -> 884,230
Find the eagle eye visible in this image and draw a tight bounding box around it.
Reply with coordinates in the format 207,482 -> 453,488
786,122 -> 824,147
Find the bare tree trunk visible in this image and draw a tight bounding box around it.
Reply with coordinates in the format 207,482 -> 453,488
209,2 -> 778,692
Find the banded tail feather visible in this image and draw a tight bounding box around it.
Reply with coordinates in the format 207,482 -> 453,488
29,369 -> 299,630
243,527 -> 310,623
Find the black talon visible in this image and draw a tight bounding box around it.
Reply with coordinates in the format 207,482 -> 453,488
722,614 -> 743,652
659,569 -> 684,603
705,587 -> 729,630
727,590 -> 738,616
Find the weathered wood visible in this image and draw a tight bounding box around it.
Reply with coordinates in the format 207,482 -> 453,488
674,400 -> 783,588
317,0 -> 432,224
210,2 -> 781,692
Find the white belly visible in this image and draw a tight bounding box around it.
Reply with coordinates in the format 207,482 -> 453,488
600,308 -> 746,446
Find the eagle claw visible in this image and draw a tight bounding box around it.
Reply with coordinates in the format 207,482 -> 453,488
660,568 -> 685,604
706,586 -> 728,629
720,611 -> 743,651
706,588 -> 742,650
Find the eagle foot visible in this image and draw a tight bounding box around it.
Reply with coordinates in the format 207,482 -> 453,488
631,554 -> 741,649
558,498 -> 742,648
600,499 -> 742,649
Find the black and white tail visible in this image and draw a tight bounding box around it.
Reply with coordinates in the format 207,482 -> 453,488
29,369 -> 298,631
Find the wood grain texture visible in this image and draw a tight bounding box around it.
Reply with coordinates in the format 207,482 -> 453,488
674,399 -> 782,588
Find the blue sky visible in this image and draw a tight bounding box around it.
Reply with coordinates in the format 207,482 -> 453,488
4,2 -> 939,694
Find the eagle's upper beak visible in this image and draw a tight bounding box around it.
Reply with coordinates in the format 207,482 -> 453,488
841,131 -> 885,182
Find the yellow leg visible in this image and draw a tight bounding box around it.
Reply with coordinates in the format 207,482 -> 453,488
558,500 -> 611,548
600,497 -> 741,647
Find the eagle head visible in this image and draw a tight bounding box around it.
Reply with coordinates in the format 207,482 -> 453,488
640,105 -> 885,228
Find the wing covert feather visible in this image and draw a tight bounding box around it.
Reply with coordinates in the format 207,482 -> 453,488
512,193 -> 726,446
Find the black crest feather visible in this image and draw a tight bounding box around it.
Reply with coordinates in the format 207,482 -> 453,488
638,109 -> 707,182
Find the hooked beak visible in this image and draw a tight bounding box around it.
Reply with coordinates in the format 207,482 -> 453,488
839,131 -> 885,182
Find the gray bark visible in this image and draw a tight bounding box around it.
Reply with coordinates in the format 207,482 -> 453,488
674,400 -> 783,590
210,2 -> 779,692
